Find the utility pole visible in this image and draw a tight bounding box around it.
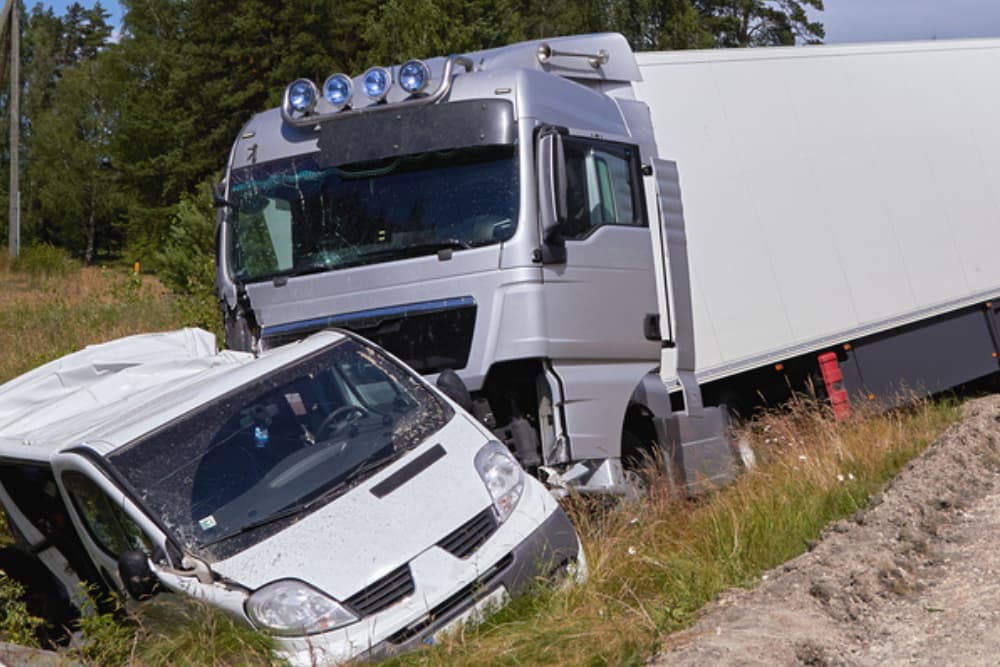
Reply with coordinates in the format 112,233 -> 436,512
0,0 -> 17,258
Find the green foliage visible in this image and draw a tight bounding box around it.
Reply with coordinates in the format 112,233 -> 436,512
155,184 -> 215,296
696,0 -> 825,46
362,0 -> 525,64
72,585 -> 138,665
154,182 -> 224,335
10,243 -> 77,277
0,574 -> 43,647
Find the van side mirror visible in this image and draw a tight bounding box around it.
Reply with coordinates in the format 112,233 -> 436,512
118,550 -> 158,600
536,127 -> 568,263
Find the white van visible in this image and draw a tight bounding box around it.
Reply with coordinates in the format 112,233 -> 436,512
0,328 -> 581,664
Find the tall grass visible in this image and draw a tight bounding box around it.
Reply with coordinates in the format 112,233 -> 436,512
387,397 -> 957,666
0,259 -> 960,665
71,594 -> 280,667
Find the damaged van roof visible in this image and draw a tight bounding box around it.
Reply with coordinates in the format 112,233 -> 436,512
0,328 -> 346,461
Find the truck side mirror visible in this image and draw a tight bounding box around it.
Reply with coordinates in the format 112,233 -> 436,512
536,128 -> 568,263
212,181 -> 233,209
436,369 -> 473,412
118,550 -> 158,600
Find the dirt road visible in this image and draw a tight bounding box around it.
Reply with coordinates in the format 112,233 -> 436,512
653,395 -> 1000,667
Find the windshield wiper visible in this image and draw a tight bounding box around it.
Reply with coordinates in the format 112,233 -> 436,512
357,239 -> 474,263
199,447 -> 400,548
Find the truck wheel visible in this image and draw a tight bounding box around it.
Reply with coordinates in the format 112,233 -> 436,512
0,548 -> 77,645
622,427 -> 686,499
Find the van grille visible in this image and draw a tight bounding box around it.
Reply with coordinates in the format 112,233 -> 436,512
345,564 -> 415,617
386,554 -> 513,644
437,507 -> 499,559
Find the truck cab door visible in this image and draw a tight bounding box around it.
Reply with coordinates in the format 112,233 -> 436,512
538,135 -> 659,360
536,133 -> 661,461
52,451 -> 174,597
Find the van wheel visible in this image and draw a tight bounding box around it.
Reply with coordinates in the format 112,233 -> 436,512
0,547 -> 77,645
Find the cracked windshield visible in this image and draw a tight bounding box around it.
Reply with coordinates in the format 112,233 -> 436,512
227,145 -> 519,281
107,338 -> 452,560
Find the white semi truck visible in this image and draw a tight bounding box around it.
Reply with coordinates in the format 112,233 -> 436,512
216,34 -> 1000,494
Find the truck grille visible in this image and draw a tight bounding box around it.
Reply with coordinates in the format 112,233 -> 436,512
344,564 -> 415,617
437,507 -> 499,559
262,297 -> 477,374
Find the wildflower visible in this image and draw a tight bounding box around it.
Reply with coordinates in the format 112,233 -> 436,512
627,546 -> 638,556
798,454 -> 807,462
837,474 -> 845,483
848,472 -> 856,481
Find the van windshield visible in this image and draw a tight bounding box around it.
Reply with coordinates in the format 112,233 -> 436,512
225,145 -> 519,283
107,338 -> 453,561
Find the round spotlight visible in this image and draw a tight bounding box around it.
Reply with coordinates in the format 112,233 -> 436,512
286,79 -> 318,114
323,73 -> 353,108
399,60 -> 431,94
362,66 -> 392,101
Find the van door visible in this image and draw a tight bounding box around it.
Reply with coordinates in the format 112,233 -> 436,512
52,452 -> 171,595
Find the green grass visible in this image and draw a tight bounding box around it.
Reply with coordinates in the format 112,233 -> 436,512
0,261 -> 961,666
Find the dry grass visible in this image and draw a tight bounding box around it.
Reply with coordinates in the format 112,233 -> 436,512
386,396 -> 957,667
0,257 -> 185,383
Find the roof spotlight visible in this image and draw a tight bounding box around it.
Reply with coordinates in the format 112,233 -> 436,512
286,79 -> 319,114
399,60 -> 431,94
362,66 -> 392,101
323,73 -> 353,108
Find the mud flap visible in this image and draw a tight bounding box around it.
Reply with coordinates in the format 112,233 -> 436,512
655,406 -> 738,492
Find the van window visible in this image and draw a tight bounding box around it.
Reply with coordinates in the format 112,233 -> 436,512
62,473 -> 150,558
560,138 -> 643,239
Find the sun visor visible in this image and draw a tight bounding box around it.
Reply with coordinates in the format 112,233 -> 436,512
316,99 -> 515,168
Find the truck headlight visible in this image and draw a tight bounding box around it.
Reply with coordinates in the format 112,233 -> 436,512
399,59 -> 430,94
246,580 -> 357,636
474,441 -> 524,522
286,79 -> 318,114
323,73 -> 353,108
362,66 -> 392,101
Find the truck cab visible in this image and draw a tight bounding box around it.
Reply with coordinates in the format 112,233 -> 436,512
216,34 -> 738,494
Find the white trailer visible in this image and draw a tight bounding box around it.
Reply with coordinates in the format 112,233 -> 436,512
635,39 -> 1000,413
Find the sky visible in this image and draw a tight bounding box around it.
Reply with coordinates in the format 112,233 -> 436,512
35,0 -> 1000,44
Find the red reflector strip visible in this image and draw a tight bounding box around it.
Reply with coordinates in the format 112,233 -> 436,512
817,351 -> 851,419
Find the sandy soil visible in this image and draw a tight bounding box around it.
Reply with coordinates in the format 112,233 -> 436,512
652,395 -> 1000,667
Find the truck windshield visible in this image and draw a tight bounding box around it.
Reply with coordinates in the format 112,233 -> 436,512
226,145 -> 518,282
106,337 -> 453,561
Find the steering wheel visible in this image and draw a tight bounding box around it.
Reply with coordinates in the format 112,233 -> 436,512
316,405 -> 370,440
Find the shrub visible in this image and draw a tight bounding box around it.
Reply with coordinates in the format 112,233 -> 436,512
10,244 -> 76,278
0,574 -> 43,647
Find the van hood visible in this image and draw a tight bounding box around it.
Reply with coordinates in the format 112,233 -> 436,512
210,415 -> 493,600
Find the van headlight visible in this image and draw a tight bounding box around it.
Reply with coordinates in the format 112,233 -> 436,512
246,580 -> 357,636
474,441 -> 524,522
